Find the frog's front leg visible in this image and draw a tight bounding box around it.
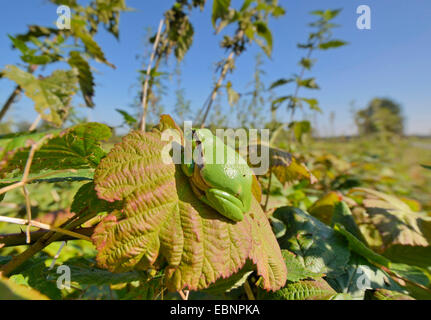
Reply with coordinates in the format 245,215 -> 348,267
201,188 -> 245,222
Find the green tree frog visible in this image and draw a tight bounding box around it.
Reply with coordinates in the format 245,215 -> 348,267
181,129 -> 253,222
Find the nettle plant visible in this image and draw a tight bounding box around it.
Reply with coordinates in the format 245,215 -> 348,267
0,1 -> 430,301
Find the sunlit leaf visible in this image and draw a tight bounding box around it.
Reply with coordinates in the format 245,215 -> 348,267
92,121 -> 286,292
3,65 -> 78,126
0,276 -> 49,300
351,188 -> 431,247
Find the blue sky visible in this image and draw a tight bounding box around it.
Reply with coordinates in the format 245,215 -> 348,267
1,0 -> 430,135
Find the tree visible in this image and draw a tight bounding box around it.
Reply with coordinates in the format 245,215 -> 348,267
355,98 -> 404,136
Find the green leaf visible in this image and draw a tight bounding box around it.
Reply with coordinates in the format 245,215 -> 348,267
311,9 -> 342,21
274,206 -> 350,275
326,252 -> 403,299
68,51 -> 95,107
3,65 -> 78,126
48,258 -> 144,288
212,0 -> 231,28
270,96 -> 290,111
318,40 -> 347,50
299,57 -> 314,70
299,97 -> 320,111
9,255 -> 62,299
203,261 -> 254,294
254,21 -> 273,56
92,126 -> 287,292
333,223 -> 391,268
309,191 -> 341,224
71,18 -> 114,68
389,262 -> 430,287
71,181 -> 122,218
421,164 -> 431,170
297,77 -> 319,89
225,81 -> 240,106
365,288 -> 414,300
331,201 -> 367,243
282,250 -> 323,282
383,245 -> 431,269
8,34 -> 30,54
258,277 -> 338,300
116,109 -> 137,126
0,276 -> 49,300
269,78 -> 293,90
1,123 -> 111,177
289,120 -> 311,143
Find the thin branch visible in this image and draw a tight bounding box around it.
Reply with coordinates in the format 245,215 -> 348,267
0,65 -> 37,122
22,186 -> 32,243
140,19 -> 164,131
0,85 -> 21,122
0,216 -> 92,242
0,169 -> 79,196
0,203 -> 100,276
263,167 -> 273,212
199,50 -> 236,128
0,227 -> 95,248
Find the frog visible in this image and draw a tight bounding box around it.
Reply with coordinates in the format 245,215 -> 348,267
181,128 -> 253,222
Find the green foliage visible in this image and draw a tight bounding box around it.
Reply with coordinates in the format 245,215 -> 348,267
3,65 -> 78,126
1,122 -> 111,177
258,277 -> 339,300
274,206 -> 350,275
0,276 -> 49,300
68,51 -> 95,107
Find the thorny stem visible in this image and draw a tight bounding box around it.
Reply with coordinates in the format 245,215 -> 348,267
0,85 -> 21,122
0,216 -> 92,242
0,201 -> 98,276
0,227 -> 95,248
140,19 -> 164,131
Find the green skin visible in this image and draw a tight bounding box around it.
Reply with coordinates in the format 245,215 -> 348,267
181,129 -> 253,222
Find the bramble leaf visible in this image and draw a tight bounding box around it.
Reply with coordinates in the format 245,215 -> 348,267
0,123 -> 111,177
92,125 -> 286,292
274,206 -> 350,275
68,51 -> 95,107
258,277 -> 338,300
